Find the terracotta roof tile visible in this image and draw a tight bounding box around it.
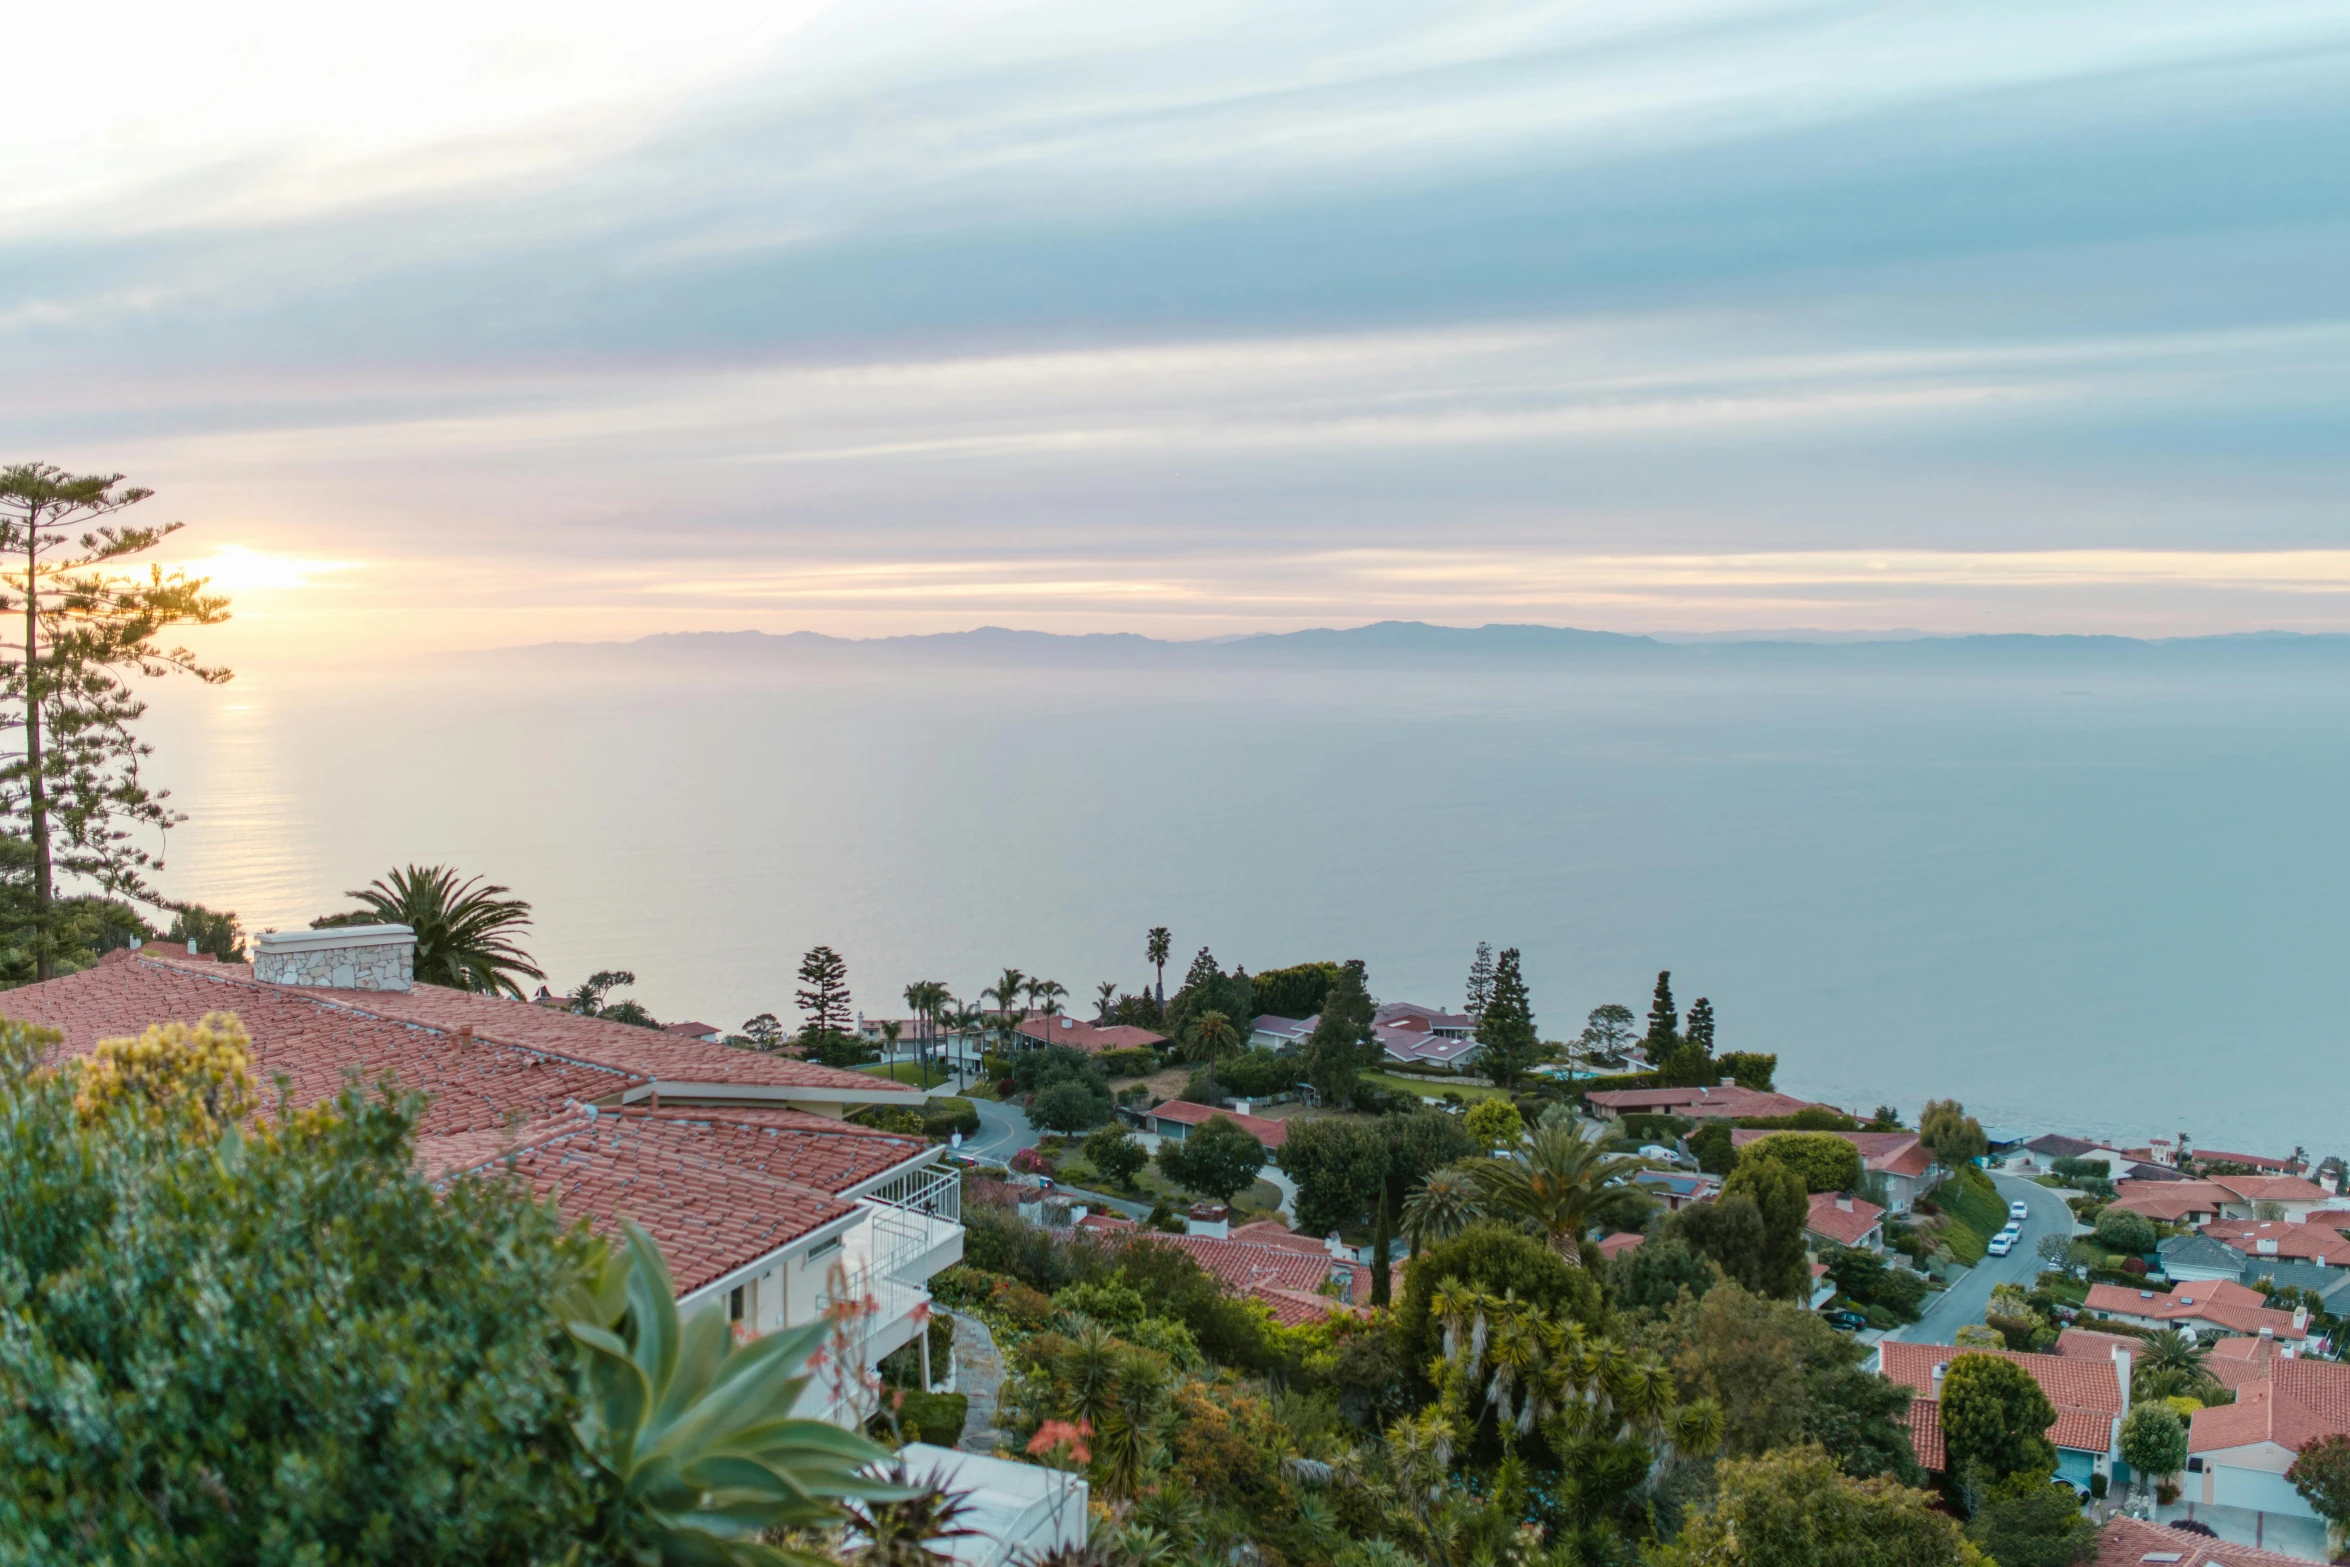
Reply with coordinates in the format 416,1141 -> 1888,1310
2204,1219 -> 2350,1268
1881,1343 -> 2120,1464
1013,1014 -> 1167,1054
1805,1191 -> 1886,1247
2092,1515 -> 2317,1567
2191,1357 -> 2350,1455
1146,1100 -> 1288,1149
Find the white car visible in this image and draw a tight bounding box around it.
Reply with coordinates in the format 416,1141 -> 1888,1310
1986,1232 -> 2017,1257
2009,1201 -> 2030,1222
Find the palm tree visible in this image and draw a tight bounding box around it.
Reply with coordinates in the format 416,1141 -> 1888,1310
984,968 -> 1026,1066
1401,1167 -> 1484,1255
879,1020 -> 902,1078
2134,1328 -> 2217,1402
1187,1009 -> 1242,1064
1095,981 -> 1118,1022
905,979 -> 948,1087
1469,1115 -> 1653,1266
1033,979 -> 1067,1022
333,864 -> 544,997
944,1001 -> 984,1087
1146,927 -> 1171,1006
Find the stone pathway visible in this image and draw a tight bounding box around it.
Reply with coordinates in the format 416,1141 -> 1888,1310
950,1311 -> 1008,1453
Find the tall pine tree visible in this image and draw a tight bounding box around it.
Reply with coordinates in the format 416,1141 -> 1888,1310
1473,947 -> 1540,1089
794,945 -> 852,1041
1685,996 -> 1715,1053
1464,941 -> 1495,1020
1303,958 -> 1375,1108
1645,970 -> 1679,1054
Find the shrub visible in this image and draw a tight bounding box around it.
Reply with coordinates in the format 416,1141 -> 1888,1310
989,1279 -> 1057,1330
1741,1132 -> 1863,1194
1215,1048 -> 1294,1100
887,1390 -> 968,1447
1252,962 -> 1341,1021
1464,1098 -> 1524,1146
1394,1224 -> 1605,1386
1098,1047 -> 1156,1077
2093,1207 -> 2157,1254
1082,1126 -> 1148,1187
1714,1050 -> 1777,1091
922,1097 -> 981,1138
1030,1080 -> 1112,1134
1009,1147 -> 1056,1177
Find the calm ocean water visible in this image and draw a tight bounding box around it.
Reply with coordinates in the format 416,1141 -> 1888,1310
132,654 -> 2350,1159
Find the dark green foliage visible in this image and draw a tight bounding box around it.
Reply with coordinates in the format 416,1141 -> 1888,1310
1370,1189 -> 1392,1307
1942,1353 -> 2059,1484
2119,1402 -> 2187,1486
1380,1109 -> 1477,1208
1156,1115 -> 1265,1203
1619,1112 -> 1694,1147
887,1391 -> 970,1447
1010,1043 -> 1108,1096
1302,959 -> 1377,1108
1215,1047 -> 1295,1099
1920,1099 -> 1989,1167
1822,1248 -> 1926,1321
1645,971 -> 1679,1050
1473,947 -> 1540,1088
805,1031 -> 874,1068
0,1021 -> 603,1561
1685,997 -> 1715,1053
1082,1125 -> 1148,1185
1030,1079 -> 1112,1133
2288,1433 -> 2350,1529
1715,1051 -> 1777,1091
1165,949 -> 1256,1055
0,838 -> 157,980
1278,1116 -> 1388,1236
1394,1224 -> 1606,1384
1734,1106 -> 1861,1132
162,901 -> 241,961
1964,1476 -> 2098,1565
878,1313 -> 956,1388
2093,1207 -> 2156,1254
741,1013 -> 785,1050
1464,942 -> 1495,1019
1612,1233 -> 1715,1314
923,1097 -> 981,1139
1666,1192 -> 1771,1295
1251,962 -> 1341,1022
1689,1120 -> 1738,1174
1723,1155 -> 1810,1300
1097,1045 -> 1156,1076
794,943 -> 854,1039
1807,1361 -> 1928,1484
323,865 -> 545,996
1741,1132 -> 1862,1193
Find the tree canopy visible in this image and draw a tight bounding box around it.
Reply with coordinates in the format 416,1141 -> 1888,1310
1941,1354 -> 2058,1485
1157,1115 -> 1265,1204
1742,1131 -> 1863,1193
1663,1446 -> 1984,1567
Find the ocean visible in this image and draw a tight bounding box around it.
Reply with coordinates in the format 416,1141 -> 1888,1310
133,634 -> 2350,1159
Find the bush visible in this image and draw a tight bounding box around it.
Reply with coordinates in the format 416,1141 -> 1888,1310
1714,1051 -> 1777,1091
854,1106 -> 928,1135
1464,1099 -> 1524,1146
921,1097 -> 981,1138
1741,1132 -> 1863,1194
1395,1224 -> 1605,1388
1082,1126 -> 1148,1187
2093,1207 -> 2157,1255
886,1391 -> 968,1447
1030,1080 -> 1112,1134
1252,962 -> 1341,1021
1098,1047 -> 1156,1077
1215,1048 -> 1294,1100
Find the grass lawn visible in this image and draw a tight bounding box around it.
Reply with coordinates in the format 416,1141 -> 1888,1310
862,1060 -> 952,1089
1362,1071 -> 1510,1103
1928,1166 -> 2007,1267
1059,1153 -> 1284,1219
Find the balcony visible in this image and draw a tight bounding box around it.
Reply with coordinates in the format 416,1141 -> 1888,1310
802,1162 -> 965,1425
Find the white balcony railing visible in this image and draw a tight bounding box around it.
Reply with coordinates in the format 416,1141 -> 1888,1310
806,1162 -> 965,1426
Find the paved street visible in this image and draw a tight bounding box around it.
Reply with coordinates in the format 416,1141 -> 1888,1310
1885,1169 -> 2072,1346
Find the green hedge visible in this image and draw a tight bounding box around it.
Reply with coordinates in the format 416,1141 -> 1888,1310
1098,1047 -> 1157,1077
923,1097 -> 980,1138
886,1391 -> 968,1447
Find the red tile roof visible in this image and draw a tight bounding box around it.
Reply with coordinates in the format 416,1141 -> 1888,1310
1880,1343 -> 2121,1462
2210,1174 -> 2330,1206
1731,1128 -> 1933,1181
1015,1014 -> 1167,1054
2194,1150 -> 2307,1175
2203,1219 -> 2350,1268
2054,1327 -> 2145,1366
2084,1280 -> 2306,1340
1147,1099 -> 1288,1149
1901,1397 -> 1945,1471
1229,1219 -> 1336,1255
2108,1181 -> 2232,1223
1805,1191 -> 1886,1247
2092,1516 -> 2316,1567
2190,1356 -> 2350,1456
0,947 -> 933,1296
1597,1231 -> 1647,1260
1588,1083 -> 1832,1120
2204,1332 -> 2287,1392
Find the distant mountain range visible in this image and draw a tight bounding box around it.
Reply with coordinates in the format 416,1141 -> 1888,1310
482,621 -> 2350,671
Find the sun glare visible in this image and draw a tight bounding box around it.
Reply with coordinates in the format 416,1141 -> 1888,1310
171,545 -> 360,594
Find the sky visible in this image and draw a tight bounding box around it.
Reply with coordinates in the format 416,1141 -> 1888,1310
7,0 -> 2350,661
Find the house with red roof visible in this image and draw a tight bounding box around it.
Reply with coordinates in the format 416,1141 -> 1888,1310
2090,1515 -> 2322,1567
1146,1098 -> 1288,1155
1805,1191 -> 1885,1251
1882,1341 -> 2127,1490
1585,1082 -> 1836,1123
2084,1281 -> 2311,1346
2205,1220 -> 2350,1272
2179,1356 -> 2350,1558
1014,1014 -> 1168,1058
1732,1127 -> 1936,1213
2,928 -> 957,1424
2110,1179 -> 2236,1227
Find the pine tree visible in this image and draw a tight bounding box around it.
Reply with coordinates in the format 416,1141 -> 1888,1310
1473,947 -> 1540,1089
794,945 -> 852,1041
0,466 -> 233,978
1686,996 -> 1715,1054
1645,970 -> 1679,1052
1303,959 -> 1375,1108
1464,941 -> 1495,1020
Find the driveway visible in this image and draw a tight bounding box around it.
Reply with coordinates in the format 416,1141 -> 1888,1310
1884,1169 -> 2071,1347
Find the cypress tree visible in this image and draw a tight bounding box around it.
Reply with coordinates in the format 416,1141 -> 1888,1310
1464,942 -> 1495,1020
1686,996 -> 1716,1054
1303,959 -> 1375,1108
1474,947 -> 1539,1089
1645,970 -> 1679,1052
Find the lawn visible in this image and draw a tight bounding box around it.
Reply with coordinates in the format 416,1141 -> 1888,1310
1058,1151 -> 1284,1220
1361,1071 -> 1511,1104
862,1060 -> 952,1089
1927,1166 -> 2007,1267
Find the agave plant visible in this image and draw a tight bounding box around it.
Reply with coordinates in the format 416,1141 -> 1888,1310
562,1222 -> 911,1566
840,1461 -> 981,1567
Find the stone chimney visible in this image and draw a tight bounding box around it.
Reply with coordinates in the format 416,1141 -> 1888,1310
253,924 -> 415,992
1185,1202 -> 1230,1239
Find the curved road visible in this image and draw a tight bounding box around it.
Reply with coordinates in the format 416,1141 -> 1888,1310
1884,1169 -> 2073,1347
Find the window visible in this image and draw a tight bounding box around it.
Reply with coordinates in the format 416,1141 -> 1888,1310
728,1286 -> 745,1323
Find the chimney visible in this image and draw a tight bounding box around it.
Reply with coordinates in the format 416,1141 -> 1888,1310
253,924 -> 415,992
2260,1239 -> 2280,1255
2295,1307 -> 2310,1334
1717,1076 -> 1735,1089
2112,1345 -> 2132,1414
1931,1362 -> 1947,1387
1185,1202 -> 1230,1240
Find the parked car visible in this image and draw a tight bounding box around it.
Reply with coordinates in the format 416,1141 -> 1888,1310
2009,1200 -> 2030,1221
1820,1307 -> 1868,1331
945,1152 -> 981,1169
1987,1231 -> 2017,1257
